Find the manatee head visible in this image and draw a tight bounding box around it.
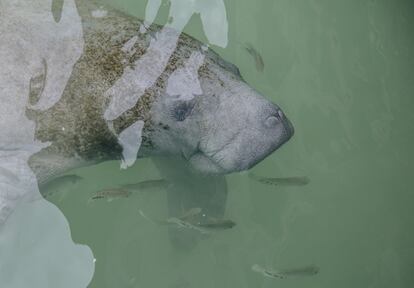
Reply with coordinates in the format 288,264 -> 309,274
148,49 -> 294,174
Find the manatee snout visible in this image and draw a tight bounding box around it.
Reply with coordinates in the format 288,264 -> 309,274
187,79 -> 294,174
202,94 -> 294,174
243,103 -> 293,170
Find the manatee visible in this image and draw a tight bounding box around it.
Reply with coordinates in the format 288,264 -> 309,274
26,1 -> 293,180
2,1 -> 294,246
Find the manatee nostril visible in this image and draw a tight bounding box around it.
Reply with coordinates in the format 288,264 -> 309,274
265,115 -> 279,128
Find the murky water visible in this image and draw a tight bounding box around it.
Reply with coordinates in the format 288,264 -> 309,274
1,0 -> 413,287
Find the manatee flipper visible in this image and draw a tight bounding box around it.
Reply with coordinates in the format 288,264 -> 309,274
152,156 -> 228,250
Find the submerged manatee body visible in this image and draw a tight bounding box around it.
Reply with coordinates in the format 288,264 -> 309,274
10,1 -> 294,247
27,1 -> 294,181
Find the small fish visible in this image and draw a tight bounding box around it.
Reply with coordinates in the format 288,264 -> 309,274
166,217 -> 210,235
38,174 -> 83,199
138,209 -> 210,235
249,173 -> 310,187
252,264 -> 284,279
121,179 -> 168,191
196,218 -> 236,230
252,264 -> 319,279
91,188 -> 131,200
244,43 -> 265,72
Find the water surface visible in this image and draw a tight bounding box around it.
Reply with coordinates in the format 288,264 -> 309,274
2,0 -> 414,287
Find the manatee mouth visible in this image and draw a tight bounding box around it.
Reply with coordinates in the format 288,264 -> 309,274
188,151 -> 227,175
185,115 -> 294,175
185,135 -> 239,175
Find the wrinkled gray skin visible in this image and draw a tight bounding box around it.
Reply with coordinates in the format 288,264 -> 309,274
27,1 -> 294,248
152,64 -> 293,175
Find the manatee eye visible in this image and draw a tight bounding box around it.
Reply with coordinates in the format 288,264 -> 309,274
172,100 -> 195,122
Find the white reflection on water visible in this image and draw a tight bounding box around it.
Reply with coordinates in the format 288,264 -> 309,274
0,200 -> 94,288
1,0 -> 231,286
0,0 -> 93,287
145,0 -> 228,47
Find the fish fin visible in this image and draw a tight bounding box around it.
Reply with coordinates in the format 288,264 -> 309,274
152,156 -> 228,250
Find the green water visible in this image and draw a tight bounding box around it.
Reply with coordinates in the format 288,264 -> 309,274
45,0 -> 414,287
